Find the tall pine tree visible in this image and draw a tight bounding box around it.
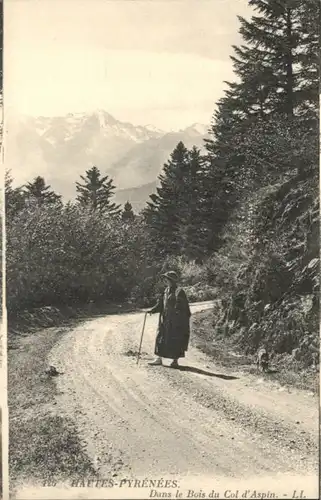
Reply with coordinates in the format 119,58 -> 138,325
23,176 -> 62,207
203,0 -> 319,251
144,143 -> 207,259
76,166 -> 121,215
122,201 -> 135,222
5,171 -> 26,218
230,0 -> 319,118
178,147 -> 208,259
144,142 -> 190,257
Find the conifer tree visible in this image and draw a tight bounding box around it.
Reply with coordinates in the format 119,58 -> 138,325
5,171 -> 26,217
202,0 -> 319,251
144,142 -> 190,256
122,201 -> 135,222
23,176 -> 61,206
144,143 -> 208,258
179,147 -> 208,258
76,166 -> 121,215
231,0 -> 319,118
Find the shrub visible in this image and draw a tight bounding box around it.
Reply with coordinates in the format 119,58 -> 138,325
6,205 -> 148,314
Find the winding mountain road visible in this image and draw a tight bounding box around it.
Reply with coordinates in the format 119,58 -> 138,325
26,302 -> 318,499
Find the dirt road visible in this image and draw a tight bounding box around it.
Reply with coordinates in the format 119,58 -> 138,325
21,302 -> 319,498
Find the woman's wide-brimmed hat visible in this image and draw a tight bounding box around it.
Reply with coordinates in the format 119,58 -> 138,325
162,270 -> 179,282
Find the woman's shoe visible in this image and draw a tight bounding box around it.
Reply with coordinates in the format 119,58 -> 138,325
148,357 -> 162,366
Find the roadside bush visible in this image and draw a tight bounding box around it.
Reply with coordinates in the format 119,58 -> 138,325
160,255 -> 207,285
6,204 -> 147,315
184,283 -> 218,303
130,254 -> 218,306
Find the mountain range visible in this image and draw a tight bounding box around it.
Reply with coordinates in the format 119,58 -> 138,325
6,110 -> 210,211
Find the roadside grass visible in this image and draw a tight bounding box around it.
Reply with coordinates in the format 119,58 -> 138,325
9,303 -> 136,490
191,310 -> 319,395
9,327 -> 97,489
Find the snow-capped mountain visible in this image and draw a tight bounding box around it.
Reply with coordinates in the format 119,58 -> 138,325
24,110 -> 165,144
6,110 -> 209,206
181,123 -> 210,136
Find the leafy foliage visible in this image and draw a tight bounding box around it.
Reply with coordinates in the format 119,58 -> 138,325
6,204 -> 147,313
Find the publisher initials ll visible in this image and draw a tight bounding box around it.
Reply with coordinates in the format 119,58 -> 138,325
292,491 -> 305,499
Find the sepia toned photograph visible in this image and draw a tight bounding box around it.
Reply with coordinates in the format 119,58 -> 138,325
4,0 -> 320,499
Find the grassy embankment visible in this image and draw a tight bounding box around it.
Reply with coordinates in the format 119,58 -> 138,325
9,303 -> 135,490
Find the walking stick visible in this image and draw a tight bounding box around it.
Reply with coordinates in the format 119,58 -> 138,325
137,312 -> 148,365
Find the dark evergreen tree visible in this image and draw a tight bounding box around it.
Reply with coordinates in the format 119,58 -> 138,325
202,0 -> 319,251
122,201 -> 135,222
5,171 -> 26,218
178,147 -> 208,259
76,166 -> 121,215
230,0 -> 320,118
295,0 -> 320,118
144,143 -> 208,259
144,142 -> 190,257
23,176 -> 61,206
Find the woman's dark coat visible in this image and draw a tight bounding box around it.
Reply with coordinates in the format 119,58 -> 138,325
150,285 -> 191,359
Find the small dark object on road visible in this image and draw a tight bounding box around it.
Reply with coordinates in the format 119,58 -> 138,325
124,349 -> 138,357
125,349 -> 148,358
45,365 -> 60,377
257,348 -> 269,372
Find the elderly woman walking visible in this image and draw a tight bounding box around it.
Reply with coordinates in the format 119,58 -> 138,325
148,271 -> 191,368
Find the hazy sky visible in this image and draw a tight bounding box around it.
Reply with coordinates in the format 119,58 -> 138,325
5,0 -> 253,130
